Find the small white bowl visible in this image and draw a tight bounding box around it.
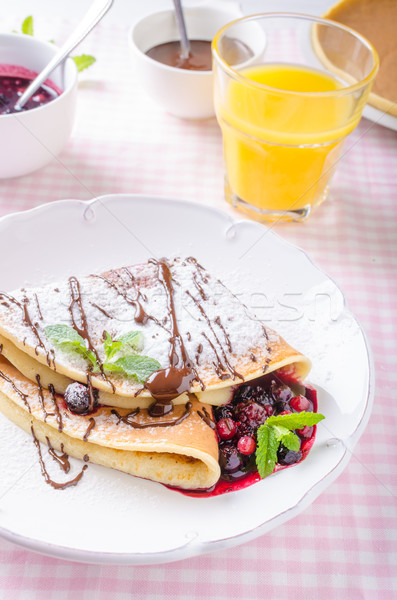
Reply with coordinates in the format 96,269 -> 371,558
129,4 -> 251,120
0,33 -> 78,179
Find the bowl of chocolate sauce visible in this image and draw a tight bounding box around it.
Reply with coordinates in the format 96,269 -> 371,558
129,4 -> 265,120
0,33 -> 77,178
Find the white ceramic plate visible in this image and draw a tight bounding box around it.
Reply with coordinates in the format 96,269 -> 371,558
0,195 -> 373,564
362,105 -> 397,132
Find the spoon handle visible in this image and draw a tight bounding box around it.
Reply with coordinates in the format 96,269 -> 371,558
172,0 -> 191,60
15,0 -> 114,111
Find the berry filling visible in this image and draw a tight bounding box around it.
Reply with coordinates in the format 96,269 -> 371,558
213,372 -> 316,483
0,65 -> 61,115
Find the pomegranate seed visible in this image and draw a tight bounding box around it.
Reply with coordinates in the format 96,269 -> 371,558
279,410 -> 291,416
216,417 -> 237,441
297,425 -> 313,439
290,395 -> 310,412
237,436 -> 256,455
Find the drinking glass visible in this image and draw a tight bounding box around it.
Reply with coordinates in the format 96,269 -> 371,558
212,14 -> 379,222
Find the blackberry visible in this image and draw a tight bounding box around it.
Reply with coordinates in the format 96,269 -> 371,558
214,405 -> 233,421
235,401 -> 267,436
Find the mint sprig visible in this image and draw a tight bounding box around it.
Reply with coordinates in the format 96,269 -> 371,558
45,324 -> 98,371
45,324 -> 159,383
255,411 -> 325,479
103,330 -> 144,361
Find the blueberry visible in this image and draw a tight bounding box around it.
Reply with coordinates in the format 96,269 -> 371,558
277,444 -> 302,466
219,443 -> 243,473
64,382 -> 97,415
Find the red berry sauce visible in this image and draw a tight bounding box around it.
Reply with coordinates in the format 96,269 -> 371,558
180,371 -> 318,498
0,64 -> 62,115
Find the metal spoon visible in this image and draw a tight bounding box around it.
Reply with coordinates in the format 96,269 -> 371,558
172,0 -> 191,60
14,0 -> 114,111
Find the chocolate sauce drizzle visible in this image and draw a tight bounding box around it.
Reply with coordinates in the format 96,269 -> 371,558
93,272 -> 152,326
144,260 -> 203,413
0,292 -> 52,366
68,277 -> 103,369
46,437 -> 70,473
48,383 -> 63,432
197,406 -> 215,429
214,316 -> 233,353
90,302 -> 113,319
0,345 -> 31,412
187,291 -> 242,381
68,277 -> 114,392
190,255 -> 270,344
83,417 -> 96,442
34,294 -> 43,321
86,371 -> 98,413
35,374 -> 54,421
111,401 -> 192,429
31,426 -> 87,490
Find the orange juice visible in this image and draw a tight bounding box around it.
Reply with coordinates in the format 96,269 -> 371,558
216,64 -> 360,218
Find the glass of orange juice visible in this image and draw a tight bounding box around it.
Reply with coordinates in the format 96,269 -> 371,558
212,14 -> 379,222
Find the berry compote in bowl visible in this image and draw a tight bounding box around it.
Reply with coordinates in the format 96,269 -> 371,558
0,33 -> 77,178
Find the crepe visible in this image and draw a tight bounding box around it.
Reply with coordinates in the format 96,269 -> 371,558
0,356 -> 220,490
0,257 -> 310,408
322,0 -> 397,116
0,257 -> 311,490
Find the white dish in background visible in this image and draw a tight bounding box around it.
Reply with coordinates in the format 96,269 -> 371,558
362,104 -> 397,132
0,33 -> 77,179
0,195 -> 373,564
128,3 -> 265,120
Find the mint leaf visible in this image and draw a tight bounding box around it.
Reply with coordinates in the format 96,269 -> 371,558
45,324 -> 98,370
271,424 -> 290,441
280,430 -> 300,452
21,16 -> 34,36
45,324 -> 85,346
103,330 -> 143,361
255,411 -> 325,479
271,424 -> 301,452
266,411 -> 325,430
103,330 -> 122,361
256,424 -> 278,479
116,331 -> 144,353
105,355 -> 160,383
72,54 -> 96,72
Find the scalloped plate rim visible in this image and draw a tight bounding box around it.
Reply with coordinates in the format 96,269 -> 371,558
0,194 -> 374,564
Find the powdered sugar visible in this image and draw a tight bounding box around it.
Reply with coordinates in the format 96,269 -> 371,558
0,258 -> 276,389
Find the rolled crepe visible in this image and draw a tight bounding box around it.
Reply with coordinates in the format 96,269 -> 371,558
0,357 -> 220,490
0,257 -> 311,409
0,257 -> 311,490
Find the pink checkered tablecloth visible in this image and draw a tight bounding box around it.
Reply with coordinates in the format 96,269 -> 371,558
0,8 -> 396,599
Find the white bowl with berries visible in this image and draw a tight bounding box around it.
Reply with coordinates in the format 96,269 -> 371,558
0,33 -> 77,178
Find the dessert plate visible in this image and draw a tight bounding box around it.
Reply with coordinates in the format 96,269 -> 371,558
0,194 -> 373,564
362,105 -> 397,132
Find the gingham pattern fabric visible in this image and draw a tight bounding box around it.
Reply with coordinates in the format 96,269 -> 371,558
0,11 -> 396,600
